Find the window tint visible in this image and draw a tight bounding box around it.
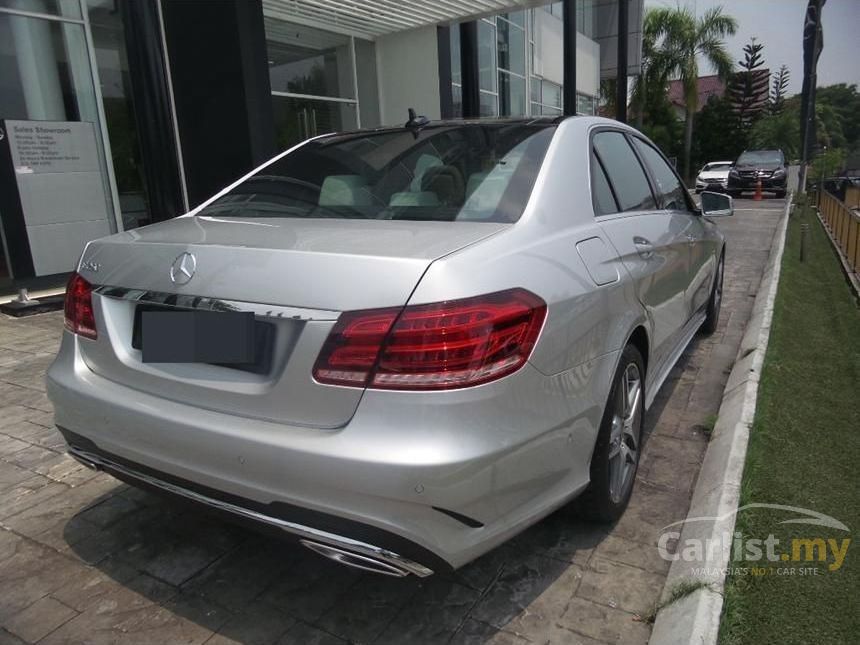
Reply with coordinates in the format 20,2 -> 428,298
197,124 -> 555,224
632,138 -> 691,211
592,132 -> 656,212
591,153 -> 618,215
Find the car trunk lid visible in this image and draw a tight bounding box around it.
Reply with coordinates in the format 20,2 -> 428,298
77,216 -> 506,428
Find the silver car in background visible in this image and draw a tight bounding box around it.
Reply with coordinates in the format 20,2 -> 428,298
48,116 -> 732,577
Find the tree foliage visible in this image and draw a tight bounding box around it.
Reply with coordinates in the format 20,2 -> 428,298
748,84 -> 859,164
770,65 -> 790,115
728,38 -> 770,129
693,95 -> 744,165
638,6 -> 737,180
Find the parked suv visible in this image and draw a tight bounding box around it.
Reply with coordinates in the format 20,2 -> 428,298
727,149 -> 787,197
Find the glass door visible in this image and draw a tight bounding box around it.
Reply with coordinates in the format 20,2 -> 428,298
264,18 -> 360,150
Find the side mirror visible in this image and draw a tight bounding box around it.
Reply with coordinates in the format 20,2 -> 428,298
701,191 -> 733,217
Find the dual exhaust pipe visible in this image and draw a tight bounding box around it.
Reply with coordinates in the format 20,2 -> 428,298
299,540 -> 413,577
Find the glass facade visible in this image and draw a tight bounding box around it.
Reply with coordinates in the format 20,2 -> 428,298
86,0 -> 153,230
450,3 -> 597,119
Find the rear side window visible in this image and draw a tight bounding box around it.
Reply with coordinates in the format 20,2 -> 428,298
632,138 -> 691,211
197,124 -> 556,224
592,131 -> 656,212
591,153 -> 619,215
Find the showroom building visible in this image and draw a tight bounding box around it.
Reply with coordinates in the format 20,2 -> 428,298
0,0 -> 642,286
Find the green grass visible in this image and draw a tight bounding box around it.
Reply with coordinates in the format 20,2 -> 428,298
719,207 -> 860,644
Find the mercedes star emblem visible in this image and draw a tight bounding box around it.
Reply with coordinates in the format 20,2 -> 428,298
170,252 -> 197,285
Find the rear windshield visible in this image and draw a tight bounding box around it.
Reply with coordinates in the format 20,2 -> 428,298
197,123 -> 556,223
736,150 -> 783,166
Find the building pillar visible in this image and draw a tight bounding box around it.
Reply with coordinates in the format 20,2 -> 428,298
160,0 -> 276,207
616,0 -> 629,123
562,0 -> 577,115
459,21 -> 480,118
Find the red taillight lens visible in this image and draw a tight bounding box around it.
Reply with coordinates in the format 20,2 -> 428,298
64,272 -> 97,340
313,288 -> 546,390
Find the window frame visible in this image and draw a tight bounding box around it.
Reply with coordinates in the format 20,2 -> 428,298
588,127 -> 658,218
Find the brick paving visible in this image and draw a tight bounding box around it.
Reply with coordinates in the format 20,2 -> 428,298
0,199 -> 783,644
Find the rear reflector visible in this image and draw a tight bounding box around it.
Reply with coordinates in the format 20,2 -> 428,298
313,288 -> 546,390
64,272 -> 97,340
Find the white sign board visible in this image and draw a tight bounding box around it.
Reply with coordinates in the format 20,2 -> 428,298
6,120 -> 113,276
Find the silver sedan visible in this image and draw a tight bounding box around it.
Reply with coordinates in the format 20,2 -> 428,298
47,116 -> 731,577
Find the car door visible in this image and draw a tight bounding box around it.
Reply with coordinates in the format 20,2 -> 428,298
631,137 -> 715,317
591,130 -> 690,379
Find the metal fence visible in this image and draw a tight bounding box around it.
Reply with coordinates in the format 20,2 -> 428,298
819,190 -> 860,276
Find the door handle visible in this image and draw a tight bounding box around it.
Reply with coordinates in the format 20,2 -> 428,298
686,233 -> 697,245
633,236 -> 654,259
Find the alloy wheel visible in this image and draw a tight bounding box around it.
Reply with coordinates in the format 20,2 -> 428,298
608,362 -> 642,504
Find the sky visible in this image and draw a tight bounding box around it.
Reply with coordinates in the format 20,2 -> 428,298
642,0 -> 860,95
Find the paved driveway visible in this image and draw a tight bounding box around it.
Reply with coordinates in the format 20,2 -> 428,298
0,199 -> 784,645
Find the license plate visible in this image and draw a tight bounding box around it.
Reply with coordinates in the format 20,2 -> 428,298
140,310 -> 256,364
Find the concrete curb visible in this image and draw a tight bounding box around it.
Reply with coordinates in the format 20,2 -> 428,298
648,197 -> 792,645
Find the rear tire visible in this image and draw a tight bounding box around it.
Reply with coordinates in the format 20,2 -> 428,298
579,345 -> 645,522
700,252 -> 724,336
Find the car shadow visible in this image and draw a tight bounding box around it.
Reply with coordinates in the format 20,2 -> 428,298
64,482 -> 613,643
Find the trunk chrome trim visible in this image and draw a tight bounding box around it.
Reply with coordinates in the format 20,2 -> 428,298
93,286 -> 340,322
67,446 -> 434,577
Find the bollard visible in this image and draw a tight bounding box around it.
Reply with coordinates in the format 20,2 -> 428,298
800,223 -> 809,262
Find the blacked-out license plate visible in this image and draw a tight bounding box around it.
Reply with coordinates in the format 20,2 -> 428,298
140,310 -> 255,364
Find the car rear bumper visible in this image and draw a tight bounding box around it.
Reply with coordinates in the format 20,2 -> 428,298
47,331 -> 613,572
62,430 -> 439,576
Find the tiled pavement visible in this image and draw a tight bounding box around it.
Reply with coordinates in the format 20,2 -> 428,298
0,199 -> 784,645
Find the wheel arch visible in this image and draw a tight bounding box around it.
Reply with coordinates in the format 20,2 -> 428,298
626,325 -> 650,379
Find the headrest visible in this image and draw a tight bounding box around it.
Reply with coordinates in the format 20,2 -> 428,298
421,165 -> 465,206
318,175 -> 373,206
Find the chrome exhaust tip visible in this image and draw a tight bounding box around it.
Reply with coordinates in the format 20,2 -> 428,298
68,447 -> 100,471
299,540 -> 412,577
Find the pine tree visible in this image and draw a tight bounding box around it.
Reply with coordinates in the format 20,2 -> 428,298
729,38 -> 770,130
770,65 -> 790,115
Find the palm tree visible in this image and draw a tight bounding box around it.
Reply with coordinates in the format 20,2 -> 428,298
631,8 -> 677,129
652,6 -> 737,181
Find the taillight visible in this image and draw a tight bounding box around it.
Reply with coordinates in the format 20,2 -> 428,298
64,272 -> 97,340
313,288 -> 546,390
